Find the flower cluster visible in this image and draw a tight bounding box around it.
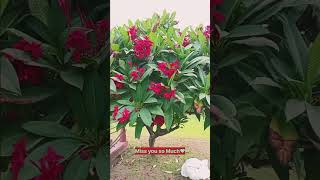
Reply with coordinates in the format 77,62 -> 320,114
130,67 -> 145,81
10,139 -> 64,180
133,37 -> 153,59
148,82 -> 176,100
182,35 -> 190,47
33,147 -> 64,180
5,39 -> 44,85
112,73 -> 125,89
203,25 -> 211,39
157,60 -> 180,78
128,26 -> 138,41
212,0 -> 225,24
113,106 -> 131,124
66,30 -> 91,62
152,115 -> 165,127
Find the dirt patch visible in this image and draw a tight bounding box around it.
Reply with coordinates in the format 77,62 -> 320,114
111,137 -> 210,180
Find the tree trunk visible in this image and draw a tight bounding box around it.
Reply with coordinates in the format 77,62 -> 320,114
149,135 -> 156,147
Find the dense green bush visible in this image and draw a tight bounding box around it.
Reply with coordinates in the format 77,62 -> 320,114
110,11 -> 210,147
212,0 -> 320,179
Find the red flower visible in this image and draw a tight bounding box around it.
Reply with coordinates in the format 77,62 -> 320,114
138,67 -> 145,75
13,39 -> 29,51
130,70 -> 139,81
66,30 -> 90,51
113,105 -> 119,119
118,108 -> 131,124
33,147 -> 64,180
212,0 -> 224,5
182,36 -> 190,47
13,39 -> 43,60
25,42 -> 43,60
128,26 -> 138,41
203,25 -> 211,39
115,73 -> 124,81
157,60 -> 180,78
148,82 -> 166,95
113,73 -> 124,89
12,61 -> 43,85
152,115 -> 165,126
213,11 -> 225,24
163,90 -> 176,100
134,37 -> 153,59
10,138 -> 27,180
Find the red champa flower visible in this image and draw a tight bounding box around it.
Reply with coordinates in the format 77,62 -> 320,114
148,82 -> 166,95
213,11 -> 225,24
203,25 -> 211,39
66,30 -> 91,51
163,90 -> 176,100
118,108 -> 131,124
157,60 -> 180,78
10,138 -> 27,180
212,0 -> 224,5
113,105 -> 119,119
33,147 -> 64,180
9,59 -> 43,85
182,36 -> 190,47
13,39 -> 43,60
130,67 -> 145,81
128,26 -> 138,41
134,37 -> 153,59
113,73 -> 125,89
152,115 -> 165,126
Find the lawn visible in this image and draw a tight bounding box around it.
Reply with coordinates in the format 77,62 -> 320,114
111,115 -> 210,179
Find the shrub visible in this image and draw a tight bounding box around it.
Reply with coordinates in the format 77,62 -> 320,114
110,11 -> 210,147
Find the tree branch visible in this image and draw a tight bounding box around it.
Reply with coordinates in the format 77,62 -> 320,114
155,125 -> 180,137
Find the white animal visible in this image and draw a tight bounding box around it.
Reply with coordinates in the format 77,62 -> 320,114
181,158 -> 210,180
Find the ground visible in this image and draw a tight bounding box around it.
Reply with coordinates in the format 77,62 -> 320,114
110,115 -> 210,180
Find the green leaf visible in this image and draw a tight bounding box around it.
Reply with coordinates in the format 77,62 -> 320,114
63,156 -> 90,180
0,56 -> 21,95
117,100 -> 133,106
135,119 -> 144,139
149,106 -> 164,116
165,108 -> 173,131
251,77 -> 282,88
232,37 -> 279,51
139,108 -> 152,126
129,111 -> 138,126
306,104 -> 320,139
110,80 -> 116,92
83,71 -> 106,129
276,13 -> 308,79
227,25 -> 270,38
307,34 -> 320,88
285,99 -> 306,122
0,0 -> 9,17
60,70 -> 84,90
218,52 -> 251,69
22,121 -> 76,138
144,97 -> 157,104
96,148 -> 109,180
28,0 -> 49,25
212,95 -> 237,117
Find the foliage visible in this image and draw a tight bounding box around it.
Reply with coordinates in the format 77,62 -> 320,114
0,0 -> 108,179
110,11 -> 210,147
212,0 -> 320,179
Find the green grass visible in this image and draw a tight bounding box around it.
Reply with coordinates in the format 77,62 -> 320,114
125,115 -> 210,140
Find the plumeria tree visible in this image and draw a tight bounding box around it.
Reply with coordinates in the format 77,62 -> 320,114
0,0 -> 109,180
110,11 -> 210,147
